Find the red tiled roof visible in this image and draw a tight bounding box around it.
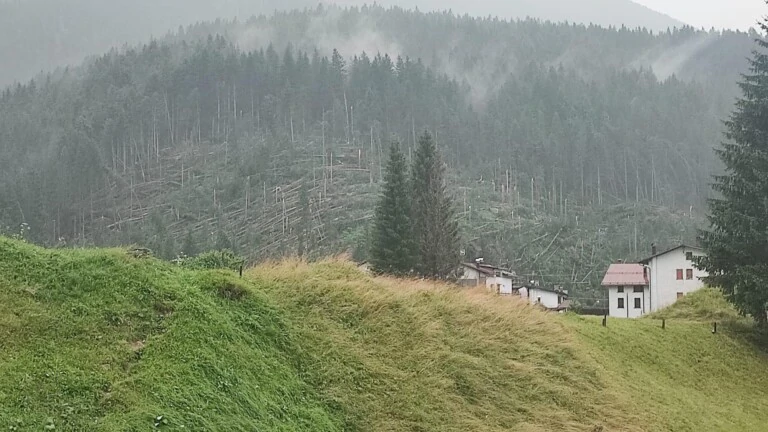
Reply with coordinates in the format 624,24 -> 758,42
601,263 -> 647,286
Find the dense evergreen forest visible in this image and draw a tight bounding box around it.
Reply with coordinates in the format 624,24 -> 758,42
0,0 -> 689,86
0,6 -> 756,302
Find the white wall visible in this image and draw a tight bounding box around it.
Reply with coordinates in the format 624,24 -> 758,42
528,288 -> 561,309
649,248 -> 707,312
487,276 -> 514,295
460,267 -> 480,281
608,286 -> 650,318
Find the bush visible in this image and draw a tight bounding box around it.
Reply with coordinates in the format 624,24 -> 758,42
174,249 -> 245,272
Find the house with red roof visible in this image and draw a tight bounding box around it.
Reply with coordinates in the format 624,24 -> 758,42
601,244 -> 708,318
602,262 -> 649,318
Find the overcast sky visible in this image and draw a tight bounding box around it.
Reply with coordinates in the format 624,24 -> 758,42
635,0 -> 765,30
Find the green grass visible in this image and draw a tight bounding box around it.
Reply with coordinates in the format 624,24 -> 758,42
1,238 -> 767,431
647,287 -> 745,322
567,314 -> 768,431
0,237 -> 340,431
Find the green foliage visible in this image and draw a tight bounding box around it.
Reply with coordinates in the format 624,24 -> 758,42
699,18 -> 768,326
411,132 -> 460,279
175,249 -> 244,272
370,142 -> 417,276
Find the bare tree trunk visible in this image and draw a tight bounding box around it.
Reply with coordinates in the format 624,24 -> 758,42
344,92 -> 350,145
597,166 -> 603,206
164,91 -> 174,148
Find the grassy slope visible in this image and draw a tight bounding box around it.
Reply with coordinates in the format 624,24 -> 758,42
1,238 -> 767,431
567,288 -> 768,432
0,238 -> 340,431
252,263 -> 768,432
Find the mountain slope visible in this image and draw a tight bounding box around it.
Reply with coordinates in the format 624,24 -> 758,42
1,238 -> 767,431
0,0 -> 686,86
2,9 -> 752,300
337,0 -> 685,30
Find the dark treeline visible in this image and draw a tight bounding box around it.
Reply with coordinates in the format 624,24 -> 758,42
0,6 -> 747,300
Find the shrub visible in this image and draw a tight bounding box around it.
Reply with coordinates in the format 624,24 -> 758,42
174,249 -> 245,272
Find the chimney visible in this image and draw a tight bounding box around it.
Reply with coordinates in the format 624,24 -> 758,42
651,243 -> 658,256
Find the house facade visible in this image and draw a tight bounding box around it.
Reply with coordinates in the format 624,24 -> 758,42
602,263 -> 649,318
519,286 -> 569,310
458,261 -> 515,295
459,260 -> 570,310
640,245 -> 707,312
601,245 -> 708,319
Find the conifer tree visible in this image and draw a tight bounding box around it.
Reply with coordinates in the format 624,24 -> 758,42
698,18 -> 768,326
411,131 -> 460,279
370,142 -> 417,276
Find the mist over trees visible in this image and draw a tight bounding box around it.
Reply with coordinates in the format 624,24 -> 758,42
0,5 -> 756,301
0,0 -> 752,87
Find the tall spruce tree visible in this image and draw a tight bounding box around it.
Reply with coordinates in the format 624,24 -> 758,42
370,142 -> 417,276
698,18 -> 768,326
411,131 -> 461,279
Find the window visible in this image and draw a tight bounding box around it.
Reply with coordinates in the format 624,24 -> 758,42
676,269 -> 684,280
686,269 -> 694,280
686,251 -> 694,261
634,286 -> 644,293
618,298 -> 625,309
617,286 -> 624,293
634,298 -> 642,309
677,292 -> 684,299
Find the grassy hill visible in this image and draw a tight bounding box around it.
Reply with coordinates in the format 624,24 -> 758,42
1,238 -> 767,431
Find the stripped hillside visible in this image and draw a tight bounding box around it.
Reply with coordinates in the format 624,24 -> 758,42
1,9 -> 736,300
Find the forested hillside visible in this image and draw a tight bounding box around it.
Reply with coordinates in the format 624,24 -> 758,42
0,0 -> 715,86
0,6 -> 754,301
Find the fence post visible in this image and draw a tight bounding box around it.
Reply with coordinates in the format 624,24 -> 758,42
662,319 -> 666,330
713,322 -> 717,334
602,315 -> 607,327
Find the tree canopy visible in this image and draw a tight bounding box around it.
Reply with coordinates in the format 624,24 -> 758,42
699,18 -> 768,326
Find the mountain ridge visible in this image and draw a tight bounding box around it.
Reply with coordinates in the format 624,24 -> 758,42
1,0 -> 686,86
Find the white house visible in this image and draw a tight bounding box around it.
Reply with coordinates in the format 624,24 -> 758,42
601,263 -> 649,319
519,285 -> 569,310
640,244 -> 708,313
458,260 -> 516,295
601,245 -> 708,319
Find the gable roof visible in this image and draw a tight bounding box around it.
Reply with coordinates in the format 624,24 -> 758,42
461,262 -> 496,276
639,244 -> 703,264
601,263 -> 647,286
461,262 -> 516,278
525,285 -> 568,296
